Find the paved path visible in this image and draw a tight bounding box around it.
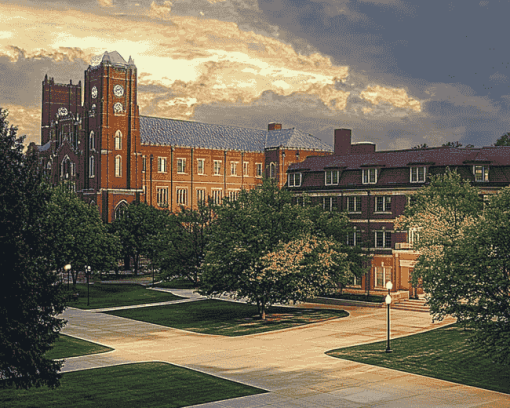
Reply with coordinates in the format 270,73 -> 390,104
59,290 -> 510,407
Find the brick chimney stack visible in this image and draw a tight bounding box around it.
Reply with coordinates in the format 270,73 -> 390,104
268,123 -> 282,131
334,129 -> 352,155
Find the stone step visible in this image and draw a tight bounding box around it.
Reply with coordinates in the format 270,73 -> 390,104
391,299 -> 430,312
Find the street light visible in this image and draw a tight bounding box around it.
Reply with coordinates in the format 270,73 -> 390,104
64,264 -> 71,293
385,280 -> 393,353
85,266 -> 91,306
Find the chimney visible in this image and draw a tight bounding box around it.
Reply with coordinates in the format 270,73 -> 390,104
268,123 -> 282,131
334,129 -> 351,155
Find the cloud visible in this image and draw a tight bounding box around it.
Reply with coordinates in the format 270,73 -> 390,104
2,104 -> 41,146
360,85 -> 421,112
148,1 -> 173,19
97,0 -> 113,7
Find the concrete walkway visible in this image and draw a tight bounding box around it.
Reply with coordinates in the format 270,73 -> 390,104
59,291 -> 510,408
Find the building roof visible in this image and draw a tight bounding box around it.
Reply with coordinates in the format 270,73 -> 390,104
37,141 -> 51,152
90,51 -> 135,68
139,116 -> 333,152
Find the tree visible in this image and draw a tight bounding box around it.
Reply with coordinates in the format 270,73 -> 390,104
442,141 -> 474,148
44,184 -> 121,285
112,202 -> 164,275
156,202 -> 213,286
200,179 -> 363,319
0,108 -> 66,389
493,132 -> 510,146
412,143 -> 428,149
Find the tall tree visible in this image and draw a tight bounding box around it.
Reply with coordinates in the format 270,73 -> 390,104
200,179 -> 363,319
0,108 -> 66,389
494,132 -> 510,146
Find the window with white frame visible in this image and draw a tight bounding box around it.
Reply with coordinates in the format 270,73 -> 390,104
115,155 -> 122,177
228,190 -> 239,201
375,231 -> 392,248
230,162 -> 238,176
410,166 -> 426,183
256,163 -> 262,178
409,228 -> 420,247
197,159 -> 205,175
323,196 -> 334,211
142,156 -> 146,172
375,196 -> 392,212
288,172 -> 302,187
89,131 -> 95,150
157,187 -> 169,207
269,162 -> 276,178
362,168 -> 377,184
352,274 -> 360,286
214,160 -> 222,175
473,165 -> 489,182
114,130 -> 122,150
176,188 -> 187,205
347,230 -> 358,246
177,158 -> 186,173
347,196 -> 361,212
375,266 -> 392,288
89,156 -> 95,178
158,157 -> 167,173
197,189 -> 206,204
325,170 -> 339,185
211,189 -> 222,204
243,161 -> 249,176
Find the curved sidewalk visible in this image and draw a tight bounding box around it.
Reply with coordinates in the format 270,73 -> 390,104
59,292 -> 510,408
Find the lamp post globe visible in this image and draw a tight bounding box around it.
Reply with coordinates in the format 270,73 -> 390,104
64,264 -> 71,292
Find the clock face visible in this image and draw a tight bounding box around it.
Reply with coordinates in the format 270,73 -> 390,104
114,102 -> 123,113
91,86 -> 98,99
114,85 -> 124,97
58,107 -> 68,117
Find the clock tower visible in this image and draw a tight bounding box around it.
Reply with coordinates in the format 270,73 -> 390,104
84,51 -> 143,222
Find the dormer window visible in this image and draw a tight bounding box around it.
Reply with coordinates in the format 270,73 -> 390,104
325,170 -> 339,185
362,168 -> 377,184
410,166 -> 426,183
473,165 -> 489,182
288,172 -> 302,187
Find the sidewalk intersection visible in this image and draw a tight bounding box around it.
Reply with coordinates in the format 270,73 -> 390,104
59,289 -> 510,407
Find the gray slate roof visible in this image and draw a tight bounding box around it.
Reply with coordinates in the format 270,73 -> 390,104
139,116 -> 333,152
37,141 -> 51,152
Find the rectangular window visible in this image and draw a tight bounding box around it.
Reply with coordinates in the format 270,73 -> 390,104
375,231 -> 392,248
362,168 -> 377,184
228,190 -> 239,201
197,159 -> 205,175
115,156 -> 122,177
410,166 -> 426,183
288,173 -> 302,187
157,188 -> 168,207
142,156 -> 146,173
325,170 -> 339,185
323,196 -> 334,211
230,162 -> 238,176
347,230 -> 358,246
158,157 -> 167,173
256,163 -> 262,178
375,267 -> 392,288
409,228 -> 420,247
197,189 -> 206,205
347,196 -> 361,212
176,188 -> 187,205
89,156 -> 95,178
352,275 -> 360,286
243,161 -> 249,176
375,196 -> 392,212
177,158 -> 186,173
214,160 -> 222,175
211,189 -> 222,205
474,165 -> 489,182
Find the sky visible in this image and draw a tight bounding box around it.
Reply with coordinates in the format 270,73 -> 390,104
1,0 -> 509,150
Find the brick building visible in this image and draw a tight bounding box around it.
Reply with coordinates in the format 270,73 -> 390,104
287,128 -> 510,299
36,51 -> 332,222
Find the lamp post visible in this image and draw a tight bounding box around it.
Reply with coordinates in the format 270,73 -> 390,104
385,280 -> 393,353
85,265 -> 91,306
64,264 -> 71,293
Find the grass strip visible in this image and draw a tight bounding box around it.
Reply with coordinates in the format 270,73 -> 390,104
67,283 -> 184,310
45,334 -> 113,360
0,362 -> 266,407
107,299 -> 348,336
326,323 -> 510,394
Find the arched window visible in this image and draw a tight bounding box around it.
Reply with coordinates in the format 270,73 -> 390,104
270,162 -> 276,179
114,201 -> 128,220
89,156 -> 95,178
115,155 -> 122,177
89,131 -> 95,150
115,130 -> 122,150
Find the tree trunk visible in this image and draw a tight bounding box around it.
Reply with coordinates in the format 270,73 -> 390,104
261,306 -> 266,320
134,255 -> 139,276
124,255 -> 130,271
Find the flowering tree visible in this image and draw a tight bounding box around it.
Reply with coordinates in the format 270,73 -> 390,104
200,179 -> 363,319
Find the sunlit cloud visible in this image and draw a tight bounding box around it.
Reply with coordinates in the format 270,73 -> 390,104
2,104 -> 41,145
97,0 -> 114,7
360,85 -> 421,112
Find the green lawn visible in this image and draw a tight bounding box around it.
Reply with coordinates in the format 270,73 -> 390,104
45,334 -> 113,360
107,299 -> 348,336
326,323 -> 510,394
0,362 -> 266,408
67,283 -> 184,309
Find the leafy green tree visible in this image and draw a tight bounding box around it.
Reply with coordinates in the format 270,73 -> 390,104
442,141 -> 474,148
45,184 -> 121,285
412,143 -> 428,149
112,202 -> 164,275
156,202 -> 213,286
493,132 -> 510,146
200,179 -> 363,319
0,108 -> 66,389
